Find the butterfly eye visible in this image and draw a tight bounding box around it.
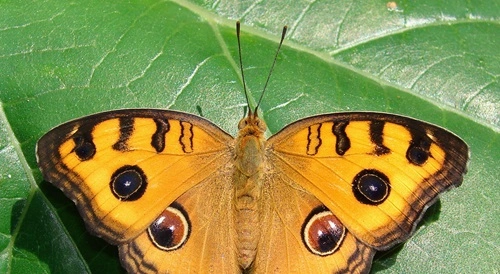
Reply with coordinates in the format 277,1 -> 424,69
238,119 -> 247,129
302,208 -> 346,256
110,165 -> 147,201
148,204 -> 191,251
352,169 -> 390,205
255,118 -> 267,131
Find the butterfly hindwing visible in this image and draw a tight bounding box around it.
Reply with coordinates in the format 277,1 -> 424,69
119,166 -> 240,273
253,171 -> 375,273
267,112 -> 468,249
36,109 -> 234,244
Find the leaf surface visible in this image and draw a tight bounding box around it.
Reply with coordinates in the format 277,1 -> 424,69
0,0 -> 498,273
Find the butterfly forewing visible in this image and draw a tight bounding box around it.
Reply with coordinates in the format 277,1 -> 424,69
266,112 -> 468,249
37,109 -> 234,244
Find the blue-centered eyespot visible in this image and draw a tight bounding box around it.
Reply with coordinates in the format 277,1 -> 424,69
110,165 -> 147,201
352,169 -> 390,205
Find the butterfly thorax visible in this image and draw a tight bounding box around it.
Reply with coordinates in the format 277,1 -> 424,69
235,114 -> 267,176
233,114 -> 267,269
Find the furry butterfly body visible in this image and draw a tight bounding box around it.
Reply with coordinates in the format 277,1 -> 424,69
36,23 -> 469,273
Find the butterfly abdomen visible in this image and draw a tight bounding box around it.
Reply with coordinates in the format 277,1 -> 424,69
233,171 -> 262,269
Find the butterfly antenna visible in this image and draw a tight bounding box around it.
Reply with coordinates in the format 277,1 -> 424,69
254,25 -> 287,115
236,21 -> 252,116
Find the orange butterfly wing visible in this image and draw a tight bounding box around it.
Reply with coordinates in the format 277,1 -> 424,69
37,109 -> 233,244
267,112 -> 468,249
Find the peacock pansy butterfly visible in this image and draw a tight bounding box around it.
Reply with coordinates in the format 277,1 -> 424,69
36,22 -> 469,273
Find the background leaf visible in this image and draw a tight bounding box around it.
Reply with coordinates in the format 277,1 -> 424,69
0,0 -> 498,273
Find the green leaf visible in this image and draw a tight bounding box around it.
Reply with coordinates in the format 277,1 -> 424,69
1,0 -> 498,273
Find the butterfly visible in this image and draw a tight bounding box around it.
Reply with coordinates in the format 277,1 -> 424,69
36,22 -> 469,273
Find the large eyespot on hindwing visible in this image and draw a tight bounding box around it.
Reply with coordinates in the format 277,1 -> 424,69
148,203 -> 191,251
302,206 -> 346,256
352,169 -> 390,205
110,165 -> 147,201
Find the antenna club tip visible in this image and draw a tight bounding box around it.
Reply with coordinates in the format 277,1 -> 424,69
281,25 -> 288,38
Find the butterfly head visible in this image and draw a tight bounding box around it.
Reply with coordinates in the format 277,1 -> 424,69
237,111 -> 267,138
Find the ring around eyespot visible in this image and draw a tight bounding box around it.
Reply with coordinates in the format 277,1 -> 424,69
110,165 -> 147,201
302,206 -> 346,256
148,203 -> 191,251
